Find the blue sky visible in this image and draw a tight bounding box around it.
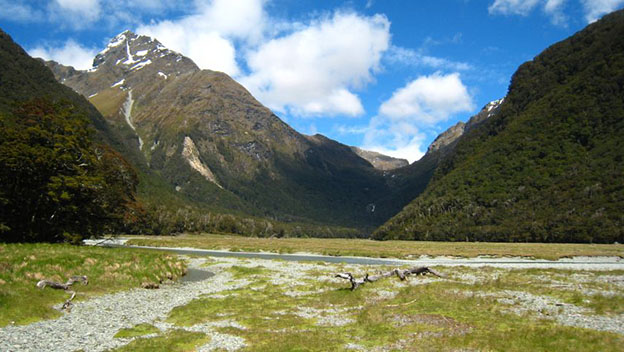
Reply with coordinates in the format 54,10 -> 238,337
2,0 -> 623,162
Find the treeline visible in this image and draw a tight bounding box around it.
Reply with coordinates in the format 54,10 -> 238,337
132,205 -> 365,238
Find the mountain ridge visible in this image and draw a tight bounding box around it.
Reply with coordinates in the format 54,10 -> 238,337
44,30 -> 417,230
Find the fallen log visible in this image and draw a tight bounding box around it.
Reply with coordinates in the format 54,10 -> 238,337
36,275 -> 88,310
336,267 -> 443,291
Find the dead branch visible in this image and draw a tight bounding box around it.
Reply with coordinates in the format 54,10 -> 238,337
335,267 -> 444,291
36,275 -> 88,310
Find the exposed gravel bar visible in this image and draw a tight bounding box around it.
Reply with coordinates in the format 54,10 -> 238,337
0,257 -> 249,352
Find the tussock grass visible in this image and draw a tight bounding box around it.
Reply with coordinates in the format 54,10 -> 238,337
112,330 -> 209,352
114,323 -> 160,338
0,243 -> 186,327
126,233 -> 624,260
468,267 -> 624,315
164,261 -> 624,351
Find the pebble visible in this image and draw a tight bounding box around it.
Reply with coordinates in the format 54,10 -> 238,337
0,257 -> 249,352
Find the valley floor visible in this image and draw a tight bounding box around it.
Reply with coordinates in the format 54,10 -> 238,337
1,252 -> 623,351
125,234 -> 624,260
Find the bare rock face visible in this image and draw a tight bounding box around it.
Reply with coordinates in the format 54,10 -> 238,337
465,98 -> 504,133
426,98 -> 504,155
426,122 -> 466,154
350,147 -> 409,170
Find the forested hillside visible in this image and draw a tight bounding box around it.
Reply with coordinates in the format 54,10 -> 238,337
0,29 -> 142,242
374,10 -> 624,243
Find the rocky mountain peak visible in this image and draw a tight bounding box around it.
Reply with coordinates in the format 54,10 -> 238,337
426,121 -> 466,154
92,30 -> 197,74
426,97 -> 505,155
48,30 -> 200,97
350,147 -> 409,170
464,97 -> 504,132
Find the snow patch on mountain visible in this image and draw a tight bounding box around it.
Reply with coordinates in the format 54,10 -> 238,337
130,59 -> 152,71
123,40 -> 138,65
122,90 -> 143,150
111,78 -> 125,88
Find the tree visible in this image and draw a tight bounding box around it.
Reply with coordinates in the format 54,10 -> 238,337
0,99 -> 141,243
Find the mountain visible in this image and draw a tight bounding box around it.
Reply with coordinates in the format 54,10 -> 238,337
44,31 -> 413,231
373,10 -> 624,243
426,99 -> 504,155
350,147 -> 408,170
0,29 -> 142,242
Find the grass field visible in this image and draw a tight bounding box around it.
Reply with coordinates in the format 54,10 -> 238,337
0,243 -> 186,327
113,256 -> 624,351
1,242 -> 622,351
125,234 -> 624,260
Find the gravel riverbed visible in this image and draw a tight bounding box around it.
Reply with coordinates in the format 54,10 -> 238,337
1,254 -> 623,351
0,257 -> 250,352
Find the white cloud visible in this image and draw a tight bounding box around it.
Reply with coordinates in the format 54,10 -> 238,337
193,0 -> 267,43
360,72 -> 474,163
136,0 -> 268,76
544,0 -> 568,24
361,116 -> 428,163
55,0 -> 100,14
29,40 -> 98,70
385,46 -> 472,71
488,0 -> 541,15
489,0 -> 624,23
49,0 -> 102,26
137,20 -> 240,76
2,1 -> 183,29
240,12 -> 390,117
582,0 -> 624,22
379,72 -> 474,124
0,0 -> 43,22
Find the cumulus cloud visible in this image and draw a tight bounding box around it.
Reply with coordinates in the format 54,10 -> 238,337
361,116 -> 428,163
359,72 -> 474,163
582,0 -> 624,22
137,21 -> 240,76
29,40 -> 98,70
240,12 -> 390,117
379,72 -> 474,124
136,0 -> 267,76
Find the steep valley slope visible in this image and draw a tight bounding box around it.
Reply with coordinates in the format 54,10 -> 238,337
374,10 -> 624,243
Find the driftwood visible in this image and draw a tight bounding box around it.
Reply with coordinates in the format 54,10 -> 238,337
36,275 -> 88,310
336,267 -> 444,291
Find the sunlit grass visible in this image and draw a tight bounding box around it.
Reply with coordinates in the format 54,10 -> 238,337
114,323 -> 160,338
112,330 -> 209,352
126,233 -> 624,260
0,243 -> 186,327
163,261 -> 624,351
